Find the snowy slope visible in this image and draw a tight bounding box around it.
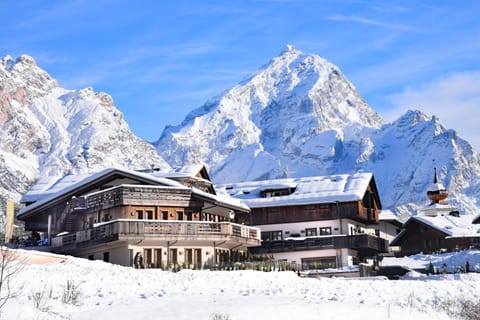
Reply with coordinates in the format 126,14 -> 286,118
3,48 -> 480,223
0,55 -> 169,223
155,46 -> 480,214
362,110 -> 480,214
4,248 -> 480,319
156,45 -> 384,182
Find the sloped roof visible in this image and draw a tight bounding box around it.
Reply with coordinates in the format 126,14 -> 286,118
21,173 -> 92,203
21,168 -> 182,204
18,167 -> 248,219
473,213 -> 480,224
427,182 -> 446,192
413,214 -> 479,238
151,163 -> 210,180
378,209 -> 403,226
216,173 -> 377,208
391,213 -> 480,246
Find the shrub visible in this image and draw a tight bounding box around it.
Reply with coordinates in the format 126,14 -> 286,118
31,286 -> 52,312
210,313 -> 232,320
434,296 -> 480,320
61,280 -> 82,306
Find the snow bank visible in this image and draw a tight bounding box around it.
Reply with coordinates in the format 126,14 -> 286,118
3,249 -> 480,319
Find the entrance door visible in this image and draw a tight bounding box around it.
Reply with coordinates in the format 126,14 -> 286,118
144,249 -> 152,268
154,249 -> 162,268
184,249 -> 193,268
194,249 -> 202,269
169,248 -> 177,266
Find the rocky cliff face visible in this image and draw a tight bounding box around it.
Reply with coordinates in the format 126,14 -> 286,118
156,46 -> 480,214
157,46 -> 384,181
0,55 -> 170,225
3,47 -> 480,227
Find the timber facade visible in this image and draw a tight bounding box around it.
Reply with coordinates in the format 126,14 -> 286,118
18,168 -> 260,269
219,173 -> 389,271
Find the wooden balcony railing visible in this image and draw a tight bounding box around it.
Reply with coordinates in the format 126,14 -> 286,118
51,219 -> 261,250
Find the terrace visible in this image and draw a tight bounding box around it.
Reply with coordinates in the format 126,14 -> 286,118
250,234 -> 389,255
52,219 -> 261,253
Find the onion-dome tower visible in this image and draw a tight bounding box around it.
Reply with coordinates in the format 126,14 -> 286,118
426,167 -> 449,205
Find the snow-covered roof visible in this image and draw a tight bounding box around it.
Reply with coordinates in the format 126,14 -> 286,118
21,173 -> 92,203
419,203 -> 455,216
473,213 -> 480,224
169,163 -> 208,176
396,214 -> 480,241
427,182 -> 446,192
216,173 -> 375,208
147,164 -> 213,188
378,210 -> 403,225
19,167 -> 248,218
21,168 -> 182,204
259,183 -> 297,191
19,168 -> 184,217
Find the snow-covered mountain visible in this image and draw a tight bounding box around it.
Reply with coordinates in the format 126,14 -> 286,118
2,47 -> 479,223
156,46 -> 480,214
0,55 -> 169,224
157,45 -> 384,180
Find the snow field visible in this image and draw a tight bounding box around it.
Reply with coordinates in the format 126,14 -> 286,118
4,251 -> 480,319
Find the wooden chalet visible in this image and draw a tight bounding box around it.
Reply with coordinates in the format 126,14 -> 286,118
217,173 -> 388,270
390,213 -> 480,255
390,168 -> 480,255
18,167 -> 260,268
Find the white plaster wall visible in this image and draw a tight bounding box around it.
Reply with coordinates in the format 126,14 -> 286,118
79,245 -> 130,265
257,219 -> 371,238
365,221 -> 402,253
270,248 -> 356,268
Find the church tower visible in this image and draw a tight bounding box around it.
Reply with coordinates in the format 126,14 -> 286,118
421,167 -> 454,217
426,167 -> 449,205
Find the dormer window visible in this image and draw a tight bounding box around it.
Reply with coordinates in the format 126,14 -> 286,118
260,184 -> 297,198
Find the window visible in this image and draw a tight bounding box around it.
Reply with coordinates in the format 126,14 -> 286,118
103,252 -> 109,263
177,211 -> 184,220
261,230 -> 283,241
136,210 -> 143,220
424,239 -> 432,249
375,229 -> 380,237
146,210 -> 153,220
319,227 -> 332,235
162,211 -> 168,220
261,232 -> 271,241
88,255 -> 94,260
301,257 -> 336,270
305,228 -> 317,236
186,212 -> 193,221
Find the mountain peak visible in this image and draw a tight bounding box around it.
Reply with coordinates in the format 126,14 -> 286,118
15,54 -> 37,67
157,46 -> 385,182
1,55 -> 15,71
398,110 -> 429,124
280,44 -> 301,55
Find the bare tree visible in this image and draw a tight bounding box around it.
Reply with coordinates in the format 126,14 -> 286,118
0,247 -> 24,314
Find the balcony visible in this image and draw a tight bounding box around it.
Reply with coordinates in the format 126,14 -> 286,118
250,234 -> 389,255
51,219 -> 261,253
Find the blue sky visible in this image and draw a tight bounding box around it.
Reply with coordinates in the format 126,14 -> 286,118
2,0 -> 480,149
